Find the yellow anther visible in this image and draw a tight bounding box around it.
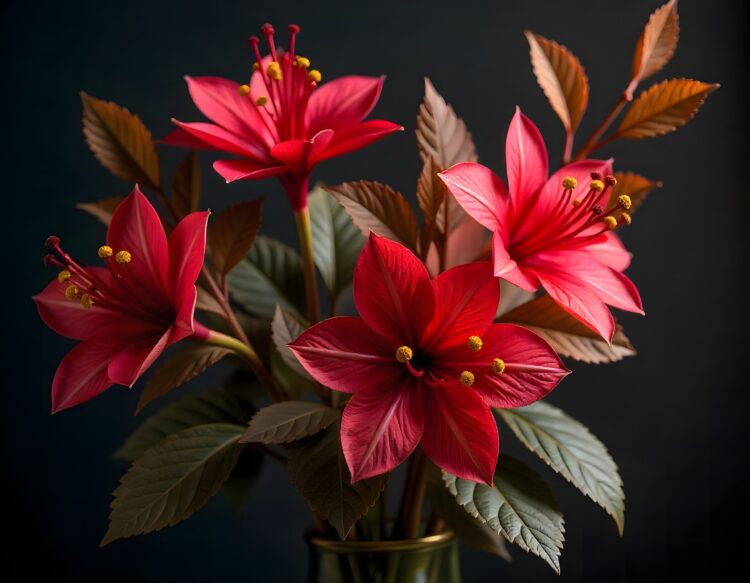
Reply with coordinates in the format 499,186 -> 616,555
98,245 -> 113,258
459,371 -> 475,387
562,177 -> 578,190
617,194 -> 632,210
573,198 -> 582,208
267,62 -> 282,80
308,69 -> 322,83
238,84 -> 251,96
115,250 -> 132,264
255,96 -> 268,106
603,216 -> 618,230
491,358 -> 506,375
80,293 -> 94,309
467,335 -> 483,352
57,270 -> 71,283
65,285 -> 79,301
395,346 -> 413,363
295,56 -> 310,68
590,179 -> 605,192
252,62 -> 260,72
620,212 -> 632,225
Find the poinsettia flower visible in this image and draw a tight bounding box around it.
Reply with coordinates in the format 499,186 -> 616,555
163,23 -> 403,210
439,108 -> 644,340
34,187 -> 209,413
289,234 -> 568,484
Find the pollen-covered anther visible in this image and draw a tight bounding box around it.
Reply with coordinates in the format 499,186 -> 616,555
238,84 -> 251,96
491,358 -> 506,375
308,69 -> 322,83
591,204 -> 603,216
115,250 -> 132,264
590,171 -> 602,180
80,293 -> 94,309
590,179 -> 605,192
395,345 -> 413,363
573,198 -> 582,208
603,216 -> 619,230
467,335 -> 483,352
617,194 -> 632,210
605,175 -> 617,187
252,62 -> 260,72
267,62 -> 282,81
57,270 -> 72,283
620,212 -> 632,225
295,56 -> 310,68
459,371 -> 475,387
562,177 -> 578,190
98,245 -> 113,259
256,96 -> 268,106
65,285 -> 79,301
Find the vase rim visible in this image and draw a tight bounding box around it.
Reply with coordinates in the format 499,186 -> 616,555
307,530 -> 456,554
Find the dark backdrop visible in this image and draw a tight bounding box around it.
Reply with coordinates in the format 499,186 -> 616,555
2,0 -> 747,581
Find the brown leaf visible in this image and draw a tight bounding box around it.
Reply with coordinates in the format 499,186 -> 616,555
195,286 -> 225,316
631,0 -> 679,84
324,181 -> 418,250
172,150 -> 201,218
208,199 -> 263,277
608,172 -> 662,215
499,295 -> 635,364
416,157 -> 447,228
525,31 -> 589,132
76,196 -> 124,225
416,78 -> 477,168
616,78 -> 719,140
80,93 -> 160,190
137,344 -> 231,413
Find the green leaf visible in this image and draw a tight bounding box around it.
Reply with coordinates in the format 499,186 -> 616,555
241,401 -> 338,444
102,423 -> 245,545
228,235 -> 305,319
271,305 -> 311,379
308,185 -> 364,303
443,456 -> 565,573
497,401 -> 625,534
288,422 -> 388,539
115,385 -> 256,461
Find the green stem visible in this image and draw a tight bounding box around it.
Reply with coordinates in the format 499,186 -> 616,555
294,205 -> 320,324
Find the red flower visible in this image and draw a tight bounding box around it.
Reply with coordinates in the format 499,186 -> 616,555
34,187 -> 209,413
439,108 -> 644,340
290,234 -> 568,484
163,23 -> 403,210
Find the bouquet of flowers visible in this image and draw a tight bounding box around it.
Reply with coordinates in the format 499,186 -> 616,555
34,1 -> 716,579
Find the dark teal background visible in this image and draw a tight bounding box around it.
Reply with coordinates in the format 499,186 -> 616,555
2,0 -> 746,580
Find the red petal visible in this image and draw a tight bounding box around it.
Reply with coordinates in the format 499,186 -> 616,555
421,382 -> 498,485
505,107 -> 548,208
492,232 -> 538,292
315,120 -> 403,163
353,234 -> 435,346
306,76 -> 384,134
423,261 -> 498,351
51,341 -> 122,413
289,316 -> 402,394
107,328 -> 172,387
270,130 -> 334,174
212,159 -> 288,183
170,120 -> 265,160
439,162 -> 509,232
341,380 -> 425,482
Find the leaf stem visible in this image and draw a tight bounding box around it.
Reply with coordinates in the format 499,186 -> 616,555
572,90 -> 633,161
562,131 -> 574,164
294,205 -> 320,324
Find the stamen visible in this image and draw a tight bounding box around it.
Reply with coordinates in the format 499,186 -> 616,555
467,336 -> 483,352
591,204 -> 603,215
256,96 -> 268,106
620,212 -> 632,225
395,346 -> 413,363
605,175 -> 617,187
459,371 -> 475,387
617,194 -> 632,210
115,250 -> 132,264
573,198 -> 582,207
295,56 -> 310,68
252,62 -> 260,72
562,177 -> 578,190
603,216 -> 618,230
308,69 -> 322,83
57,270 -> 71,283
80,293 -> 94,309
65,285 -> 79,300
590,171 -> 602,180
238,84 -> 251,96
287,24 -> 300,58
491,358 -> 506,375
98,245 -> 113,259
267,62 -> 282,81
45,236 -> 61,250
590,179 -> 605,192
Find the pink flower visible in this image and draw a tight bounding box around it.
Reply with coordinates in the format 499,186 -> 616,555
163,23 -> 403,210
439,108 -> 644,340
289,234 -> 568,484
34,187 -> 209,413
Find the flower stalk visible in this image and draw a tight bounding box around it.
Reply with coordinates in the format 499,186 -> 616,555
294,204 -> 320,324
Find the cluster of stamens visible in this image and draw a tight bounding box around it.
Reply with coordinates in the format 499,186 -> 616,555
237,24 -> 322,142
43,236 -> 132,310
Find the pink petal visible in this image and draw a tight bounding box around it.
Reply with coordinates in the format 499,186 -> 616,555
107,187 -> 169,300
170,120 -> 265,160
51,341 -> 122,413
532,158 -> 613,219
423,261 -> 498,351
306,76 -> 385,134
289,317 -> 402,394
505,107 -> 548,207
353,234 -> 435,345
492,232 -> 538,292
584,231 -> 632,272
270,130 -> 334,174
439,162 -> 508,232
421,382 -> 498,485
107,328 -> 172,387
213,159 -> 288,183
315,120 -> 403,163
341,380 -> 425,482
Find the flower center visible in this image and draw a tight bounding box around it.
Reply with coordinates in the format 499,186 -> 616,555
241,23 -> 322,143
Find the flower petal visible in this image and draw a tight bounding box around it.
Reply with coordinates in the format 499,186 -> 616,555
270,130 -> 334,174
315,120 -> 403,163
306,76 -> 385,134
107,327 -> 172,387
492,232 -> 538,292
169,120 -> 265,160
439,162 -> 508,232
51,341 -> 122,413
212,159 -> 288,183
534,158 -> 613,219
584,231 -> 632,271
421,383 -> 498,485
341,380 -> 425,482
505,107 -> 548,207
353,233 -> 435,345
290,317 -> 402,394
